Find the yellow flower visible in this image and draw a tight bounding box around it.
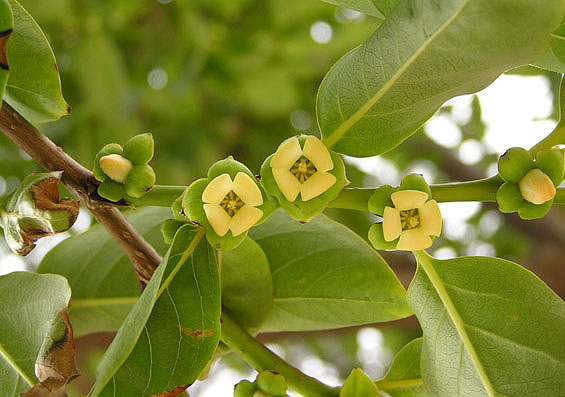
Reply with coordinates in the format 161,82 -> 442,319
270,136 -> 336,201
202,172 -> 264,237
382,190 -> 442,251
99,154 -> 133,183
518,168 -> 556,205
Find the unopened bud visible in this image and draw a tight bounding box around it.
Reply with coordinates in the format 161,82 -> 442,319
518,168 -> 556,205
99,154 -> 133,183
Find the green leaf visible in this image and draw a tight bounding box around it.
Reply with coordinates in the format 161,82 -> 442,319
38,207 -> 170,337
317,0 -> 564,156
322,0 -> 398,18
4,0 -> 69,123
0,272 -> 72,396
408,253 -> 565,396
221,237 -> 273,331
533,22 -> 565,72
340,368 -> 379,397
249,210 -> 411,331
0,0 -> 13,109
90,226 -> 221,396
376,338 -> 428,397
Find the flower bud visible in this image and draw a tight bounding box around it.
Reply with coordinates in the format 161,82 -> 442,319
93,143 -> 123,182
124,165 -> 156,198
518,169 -> 556,205
123,133 -> 154,165
99,154 -> 133,183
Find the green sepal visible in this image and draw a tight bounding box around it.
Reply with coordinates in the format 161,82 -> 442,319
534,148 -> 564,186
518,199 -> 553,220
498,147 -> 532,183
0,171 -> 79,255
399,173 -> 431,196
93,143 -> 123,182
182,157 -> 276,251
234,380 -> 256,397
160,219 -> 184,244
496,182 -> 524,213
256,371 -> 286,396
97,179 -> 125,202
368,223 -> 398,251
124,164 -> 156,198
260,151 -> 347,222
123,133 -> 154,165
368,185 -> 395,216
171,195 -> 187,222
340,368 -> 379,397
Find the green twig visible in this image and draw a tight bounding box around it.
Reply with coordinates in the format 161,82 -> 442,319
529,124 -> 565,155
127,185 -> 186,207
220,312 -> 340,397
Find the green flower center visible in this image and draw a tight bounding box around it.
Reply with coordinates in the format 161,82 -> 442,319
221,190 -> 244,217
400,209 -> 420,230
290,156 -> 317,184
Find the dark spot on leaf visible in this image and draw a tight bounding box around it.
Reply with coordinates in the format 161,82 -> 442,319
180,326 -> 216,343
150,384 -> 191,397
30,176 -> 80,227
0,29 -> 12,70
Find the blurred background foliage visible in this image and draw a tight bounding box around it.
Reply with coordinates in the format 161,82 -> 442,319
1,0 -> 564,394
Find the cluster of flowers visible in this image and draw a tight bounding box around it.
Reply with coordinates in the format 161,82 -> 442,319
94,135 -> 563,253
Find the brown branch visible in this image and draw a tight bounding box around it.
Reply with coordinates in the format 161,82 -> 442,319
0,101 -> 162,284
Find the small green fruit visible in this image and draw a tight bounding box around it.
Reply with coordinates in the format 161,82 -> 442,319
98,179 -> 126,202
125,165 -> 156,198
256,371 -> 286,396
234,380 -> 256,397
123,133 -> 154,165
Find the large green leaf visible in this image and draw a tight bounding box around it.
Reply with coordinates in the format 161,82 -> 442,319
534,20 -> 565,72
376,338 -> 427,397
322,0 -> 398,18
0,272 -> 72,396
38,207 -> 170,337
221,237 -> 273,331
408,253 -> 565,396
4,0 -> 69,123
90,226 -> 221,396
340,368 -> 379,397
317,0 -> 564,157
249,210 -> 411,331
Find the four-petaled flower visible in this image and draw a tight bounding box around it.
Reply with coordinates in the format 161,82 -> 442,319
202,172 -> 264,237
270,136 -> 336,201
383,190 -> 442,251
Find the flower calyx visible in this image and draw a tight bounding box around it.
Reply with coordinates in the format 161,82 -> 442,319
234,371 -> 287,397
182,156 -> 278,251
261,135 -> 348,222
496,146 -> 564,220
93,133 -> 156,202
368,174 -> 442,252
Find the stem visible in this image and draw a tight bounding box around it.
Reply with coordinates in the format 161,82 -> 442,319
327,188 -> 374,211
220,312 -> 340,397
375,378 -> 424,390
529,124 -> 565,155
429,176 -> 502,203
127,185 -> 186,207
0,102 -> 162,284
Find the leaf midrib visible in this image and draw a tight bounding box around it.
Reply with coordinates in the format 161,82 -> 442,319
323,0 -> 471,148
0,340 -> 35,387
416,253 -> 497,396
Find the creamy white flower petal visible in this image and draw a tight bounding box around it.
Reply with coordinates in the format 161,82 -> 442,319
203,203 -> 231,236
229,205 -> 263,236
420,200 -> 442,237
302,136 -> 333,172
383,206 -> 402,242
396,229 -> 432,251
202,174 -> 233,204
300,172 -> 336,201
391,190 -> 428,211
272,168 -> 301,202
270,137 -> 302,168
518,168 -> 556,205
99,154 -> 133,183
232,172 -> 263,207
